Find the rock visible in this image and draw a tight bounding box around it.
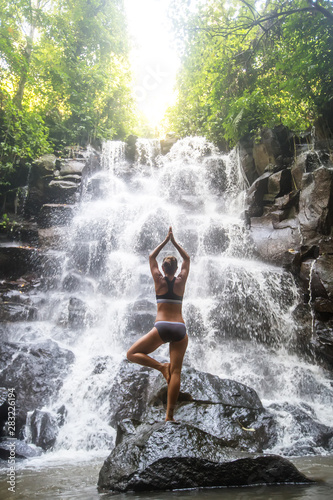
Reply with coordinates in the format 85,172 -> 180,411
0,246 -> 41,280
59,159 -> 85,175
312,255 -> 333,300
108,361 -> 151,427
268,402 -> 333,455
46,180 -> 79,204
267,169 -> 293,198
203,157 -> 227,193
0,303 -> 37,322
38,204 -> 75,229
252,126 -> 293,177
38,226 -> 67,248
147,367 -> 276,452
109,363 -> 276,453
29,409 -> 58,450
0,439 -> 42,460
0,340 -> 74,435
313,318 -> 333,367
98,421 -> 313,492
291,151 -> 325,189
298,167 -> 333,244
33,154 -> 57,175
125,300 -> 156,339
314,298 -> 333,313
0,387 -> 8,438
125,135 -> 138,161
67,297 -> 87,329
246,172 -> 271,217
203,225 -> 229,254
238,137 -> 257,186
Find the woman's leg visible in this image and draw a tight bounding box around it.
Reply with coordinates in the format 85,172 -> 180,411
127,327 -> 170,382
166,334 -> 188,421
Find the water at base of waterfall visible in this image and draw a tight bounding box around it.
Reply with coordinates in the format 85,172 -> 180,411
0,456 -> 332,499
1,137 -> 332,497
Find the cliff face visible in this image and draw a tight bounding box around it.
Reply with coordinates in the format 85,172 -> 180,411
240,126 -> 333,368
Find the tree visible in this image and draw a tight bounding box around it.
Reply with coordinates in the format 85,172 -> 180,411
0,0 -> 137,197
166,0 -> 333,146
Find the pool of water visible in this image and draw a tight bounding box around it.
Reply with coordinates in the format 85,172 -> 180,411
0,454 -> 332,500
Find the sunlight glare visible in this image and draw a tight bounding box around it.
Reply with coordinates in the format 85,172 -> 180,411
124,0 -> 180,128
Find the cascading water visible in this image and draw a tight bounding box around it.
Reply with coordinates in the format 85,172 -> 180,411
15,137 -> 333,461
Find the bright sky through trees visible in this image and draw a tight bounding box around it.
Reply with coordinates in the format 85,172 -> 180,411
124,0 -> 180,127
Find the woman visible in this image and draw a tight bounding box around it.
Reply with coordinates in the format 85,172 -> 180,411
127,226 -> 190,422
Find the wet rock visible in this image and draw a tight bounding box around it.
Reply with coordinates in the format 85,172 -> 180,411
0,246 -> 41,280
183,304 -> 208,340
298,167 -> 333,244
0,387 -> 8,438
146,366 -> 277,452
312,255 -> 333,300
38,204 -> 75,228
68,297 -> 87,329
125,300 -> 156,338
313,318 -> 333,367
38,226 -> 67,248
268,402 -> 333,456
203,225 -> 229,254
203,157 -> 227,193
62,273 -> 82,292
0,439 -> 42,460
249,214 -> 301,265
46,180 -> 79,204
109,363 -> 276,453
98,421 -> 313,492
29,409 -> 58,450
125,135 -> 138,161
0,340 -> 74,435
134,217 -> 169,254
108,361 -> 151,427
0,303 -> 37,322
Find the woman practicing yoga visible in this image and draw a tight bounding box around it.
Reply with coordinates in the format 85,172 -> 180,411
127,226 -> 190,422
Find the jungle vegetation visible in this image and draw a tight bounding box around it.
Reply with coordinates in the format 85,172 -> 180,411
0,0 -> 136,194
165,0 -> 333,147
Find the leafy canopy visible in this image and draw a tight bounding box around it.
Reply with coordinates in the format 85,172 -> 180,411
0,0 -> 138,193
165,0 -> 333,146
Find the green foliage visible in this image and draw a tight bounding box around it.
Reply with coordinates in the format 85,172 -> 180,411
166,0 -> 333,146
0,0 -> 137,196
0,214 -> 10,230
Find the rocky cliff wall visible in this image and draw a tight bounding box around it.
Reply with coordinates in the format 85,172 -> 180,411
240,126 -> 333,368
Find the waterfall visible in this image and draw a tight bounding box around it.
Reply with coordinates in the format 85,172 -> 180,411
22,137 -> 333,458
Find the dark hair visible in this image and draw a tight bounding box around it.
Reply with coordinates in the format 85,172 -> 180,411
162,255 -> 178,275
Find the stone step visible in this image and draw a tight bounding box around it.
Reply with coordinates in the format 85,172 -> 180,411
38,204 -> 75,229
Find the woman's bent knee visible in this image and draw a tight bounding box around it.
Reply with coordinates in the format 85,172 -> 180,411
127,349 -> 134,362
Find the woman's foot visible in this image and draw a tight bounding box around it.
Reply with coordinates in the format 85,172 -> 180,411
165,416 -> 176,422
160,363 -> 171,384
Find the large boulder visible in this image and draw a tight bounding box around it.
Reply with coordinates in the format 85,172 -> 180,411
98,421 -> 313,492
108,362 -> 276,453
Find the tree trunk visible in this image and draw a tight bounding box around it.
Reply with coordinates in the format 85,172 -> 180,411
13,0 -> 39,109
